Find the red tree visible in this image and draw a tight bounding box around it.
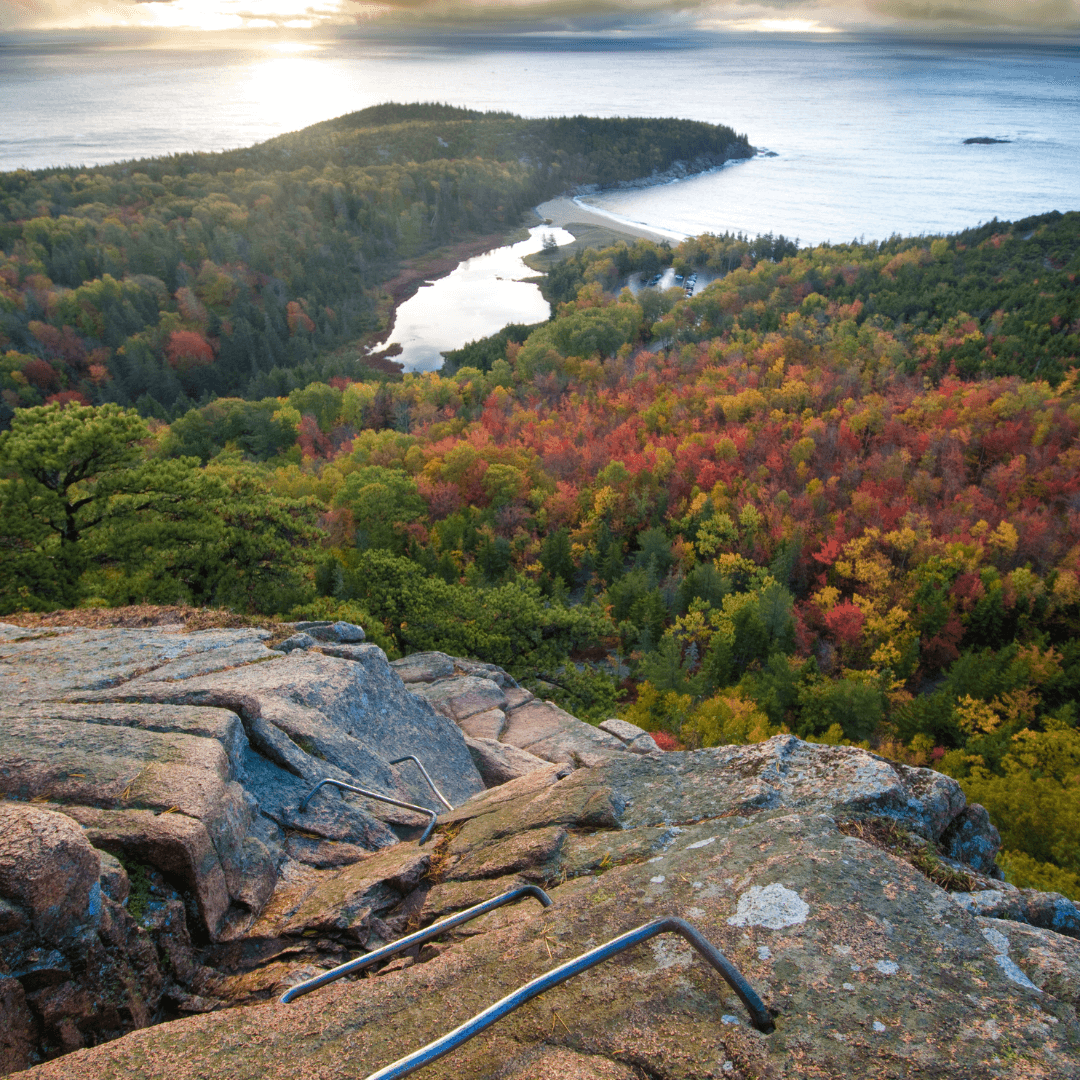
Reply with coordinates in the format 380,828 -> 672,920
166,330 -> 214,372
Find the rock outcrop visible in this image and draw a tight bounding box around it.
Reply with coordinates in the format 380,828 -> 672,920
3,620 -> 1080,1078
0,620 -> 642,1071
391,650 -> 631,768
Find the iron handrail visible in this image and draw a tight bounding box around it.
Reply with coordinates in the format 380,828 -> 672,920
389,756 -> 454,812
361,916 -> 774,1080
299,779 -> 438,844
280,885 -> 552,1004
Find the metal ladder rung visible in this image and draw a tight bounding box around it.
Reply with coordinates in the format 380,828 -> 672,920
280,885 -> 552,1004
362,916 -> 775,1080
299,778 -> 438,843
389,756 -> 454,812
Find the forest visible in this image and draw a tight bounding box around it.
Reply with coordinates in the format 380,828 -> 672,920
0,103 -> 750,428
0,113 -> 1077,902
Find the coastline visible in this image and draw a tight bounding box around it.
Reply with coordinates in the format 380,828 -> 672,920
533,196 -> 682,245
560,151 -> 765,244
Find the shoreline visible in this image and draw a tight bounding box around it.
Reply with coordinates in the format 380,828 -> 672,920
560,151 -> 766,244
533,195 -> 683,244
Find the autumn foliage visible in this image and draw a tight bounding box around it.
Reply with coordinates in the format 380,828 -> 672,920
165,330 -> 214,372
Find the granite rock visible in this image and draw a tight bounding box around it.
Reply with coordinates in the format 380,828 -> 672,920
951,884 -> 1080,938
0,625 -> 490,1070
276,633 -> 316,653
464,736 -> 552,788
458,707 -> 507,741
87,646 -> 484,809
409,675 -> 507,721
8,624 -> 1070,1080
19,746 -> 1080,1080
598,717 -> 649,743
295,621 -> 366,644
0,976 -> 34,1075
0,804 -> 164,1072
939,801 -> 1002,875
389,651 -> 456,684
0,803 -> 102,942
391,655 -> 642,779
501,700 -> 625,766
596,716 -> 663,755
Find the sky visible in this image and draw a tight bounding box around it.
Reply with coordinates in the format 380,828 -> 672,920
1,0 -> 1078,34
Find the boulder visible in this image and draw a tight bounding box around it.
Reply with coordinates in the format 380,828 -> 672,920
458,708 -> 506,741
294,621 -> 366,644
83,645 -> 484,810
939,801 -> 1002,875
951,884 -> 1080,938
451,658 -> 520,689
276,633 -> 316,653
409,675 -> 508,722
0,713 -> 269,938
598,717 -> 648,743
0,804 -> 164,1072
0,804 -> 102,942
501,700 -> 625,766
464,736 -> 552,787
599,717 -> 659,754
392,656 -> 648,779
390,651 -> 456,684
0,976 -> 34,1075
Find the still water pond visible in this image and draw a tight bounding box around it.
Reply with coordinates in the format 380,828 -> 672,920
382,224 -> 572,373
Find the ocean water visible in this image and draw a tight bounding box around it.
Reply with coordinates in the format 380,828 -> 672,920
2,31 -> 1077,247
581,37 -> 1080,244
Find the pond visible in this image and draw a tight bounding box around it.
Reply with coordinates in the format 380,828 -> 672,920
381,224 -> 574,372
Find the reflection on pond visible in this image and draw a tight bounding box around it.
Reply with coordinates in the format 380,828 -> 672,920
383,224 -> 573,372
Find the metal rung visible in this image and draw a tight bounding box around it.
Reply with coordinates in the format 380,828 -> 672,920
362,916 -> 774,1080
389,756 -> 454,812
280,885 -> 552,1004
299,779 -> 438,844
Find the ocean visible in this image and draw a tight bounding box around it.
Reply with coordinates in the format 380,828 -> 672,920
2,31 -> 1078,247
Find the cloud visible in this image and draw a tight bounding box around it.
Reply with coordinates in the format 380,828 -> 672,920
348,0 -> 1080,31
0,0 -> 355,31
868,0 -> 1080,29
1,0 -> 1076,32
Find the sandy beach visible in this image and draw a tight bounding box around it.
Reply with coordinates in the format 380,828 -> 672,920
534,196 -> 682,244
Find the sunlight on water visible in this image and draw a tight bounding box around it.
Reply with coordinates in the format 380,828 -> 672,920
235,53 -> 357,134
265,40 -> 320,53
384,225 -> 573,372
